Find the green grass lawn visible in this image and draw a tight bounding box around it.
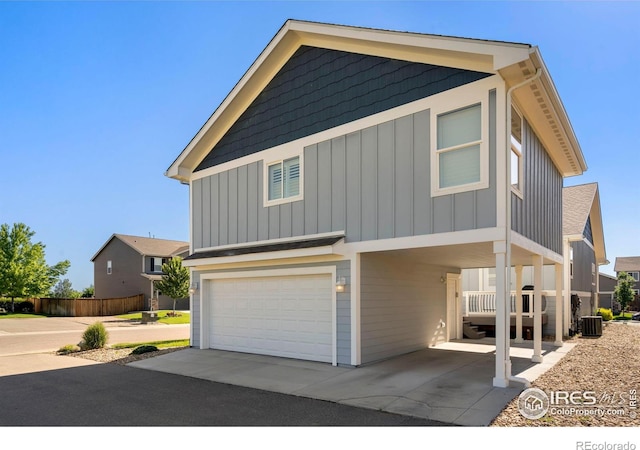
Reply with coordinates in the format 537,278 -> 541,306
0,313 -> 49,319
613,312 -> 633,320
117,310 -> 190,325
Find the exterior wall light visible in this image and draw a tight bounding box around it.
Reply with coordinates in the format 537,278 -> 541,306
336,277 -> 347,293
189,282 -> 199,295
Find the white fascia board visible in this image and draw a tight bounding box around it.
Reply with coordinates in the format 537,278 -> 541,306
340,228 -> 504,254
290,20 -> 531,71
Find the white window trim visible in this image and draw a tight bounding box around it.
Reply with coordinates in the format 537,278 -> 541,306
629,271 -> 639,282
430,93 -> 489,197
151,257 -> 165,273
510,104 -> 523,199
263,152 -> 304,207
107,260 -> 112,275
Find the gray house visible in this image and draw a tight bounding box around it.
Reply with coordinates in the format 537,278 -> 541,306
166,20 -> 588,388
598,272 -> 619,313
462,182 -> 607,335
91,234 -> 190,310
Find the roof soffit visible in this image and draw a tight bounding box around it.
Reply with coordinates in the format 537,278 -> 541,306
501,49 -> 587,178
166,20 -> 533,181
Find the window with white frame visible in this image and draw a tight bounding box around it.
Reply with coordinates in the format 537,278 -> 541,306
107,260 -> 112,275
511,105 -> 523,193
570,247 -> 574,279
267,156 -> 301,203
432,102 -> 486,196
629,271 -> 639,282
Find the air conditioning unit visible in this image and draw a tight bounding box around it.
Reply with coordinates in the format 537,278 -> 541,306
582,316 -> 603,337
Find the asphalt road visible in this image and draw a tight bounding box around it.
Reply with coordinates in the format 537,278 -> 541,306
0,316 -> 448,427
0,316 -> 190,356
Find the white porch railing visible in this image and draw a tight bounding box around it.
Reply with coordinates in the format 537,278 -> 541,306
463,291 -> 547,316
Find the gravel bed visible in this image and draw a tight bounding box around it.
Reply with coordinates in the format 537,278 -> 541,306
491,321 -> 640,427
65,346 -> 188,365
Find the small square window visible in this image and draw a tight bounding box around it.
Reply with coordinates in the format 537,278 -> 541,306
266,156 -> 301,203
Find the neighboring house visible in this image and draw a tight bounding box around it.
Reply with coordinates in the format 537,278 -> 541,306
598,272 -> 619,313
613,256 -> 640,309
462,182 -> 607,335
91,234 -> 190,310
165,20 -> 588,388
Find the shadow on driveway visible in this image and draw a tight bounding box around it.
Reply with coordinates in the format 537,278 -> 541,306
0,359 -> 450,426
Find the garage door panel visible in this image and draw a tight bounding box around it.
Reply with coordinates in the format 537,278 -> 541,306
209,274 -> 333,363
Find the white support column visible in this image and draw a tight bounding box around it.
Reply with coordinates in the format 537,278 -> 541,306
555,263 -> 564,347
514,265 -> 523,344
350,253 -> 361,366
532,255 -> 543,363
493,241 -> 510,388
563,238 -> 571,335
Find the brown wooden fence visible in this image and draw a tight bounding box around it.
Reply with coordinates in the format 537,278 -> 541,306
33,294 -> 145,317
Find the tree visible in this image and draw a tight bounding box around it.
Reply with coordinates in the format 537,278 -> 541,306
0,223 -> 70,312
81,284 -> 95,298
153,256 -> 189,315
52,279 -> 80,299
615,271 -> 636,315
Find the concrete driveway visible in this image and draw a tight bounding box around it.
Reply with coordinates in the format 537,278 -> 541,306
130,339 -> 573,426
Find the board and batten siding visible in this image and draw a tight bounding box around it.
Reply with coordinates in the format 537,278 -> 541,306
189,260 -> 351,365
511,119 -> 563,254
360,252 -> 455,364
571,240 -> 596,294
191,90 -> 497,249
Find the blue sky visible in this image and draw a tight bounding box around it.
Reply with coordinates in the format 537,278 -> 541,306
1,1 -> 638,291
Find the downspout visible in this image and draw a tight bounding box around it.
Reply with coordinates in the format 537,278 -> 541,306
505,67 -> 542,387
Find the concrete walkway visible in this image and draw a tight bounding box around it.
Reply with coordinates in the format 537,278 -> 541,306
130,338 -> 574,426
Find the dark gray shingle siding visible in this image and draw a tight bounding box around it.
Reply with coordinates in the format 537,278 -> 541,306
195,46 -> 491,171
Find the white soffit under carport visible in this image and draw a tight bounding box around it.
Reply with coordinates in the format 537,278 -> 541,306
208,274 -> 333,363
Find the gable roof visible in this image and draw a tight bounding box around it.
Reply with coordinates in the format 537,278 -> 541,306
166,19 -> 586,182
563,183 -> 607,265
614,256 -> 640,273
90,234 -> 189,262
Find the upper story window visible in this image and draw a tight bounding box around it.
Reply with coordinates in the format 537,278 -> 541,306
511,106 -> 523,196
570,247 -> 574,279
629,271 -> 640,282
431,100 -> 488,197
107,260 -> 112,275
265,156 -> 302,205
151,257 -> 167,273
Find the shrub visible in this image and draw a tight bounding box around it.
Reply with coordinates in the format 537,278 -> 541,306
596,308 -> 613,321
58,344 -> 81,354
0,299 -> 34,313
81,322 -> 109,349
131,345 -> 158,355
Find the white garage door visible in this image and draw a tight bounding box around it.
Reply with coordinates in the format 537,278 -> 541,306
208,274 -> 333,363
